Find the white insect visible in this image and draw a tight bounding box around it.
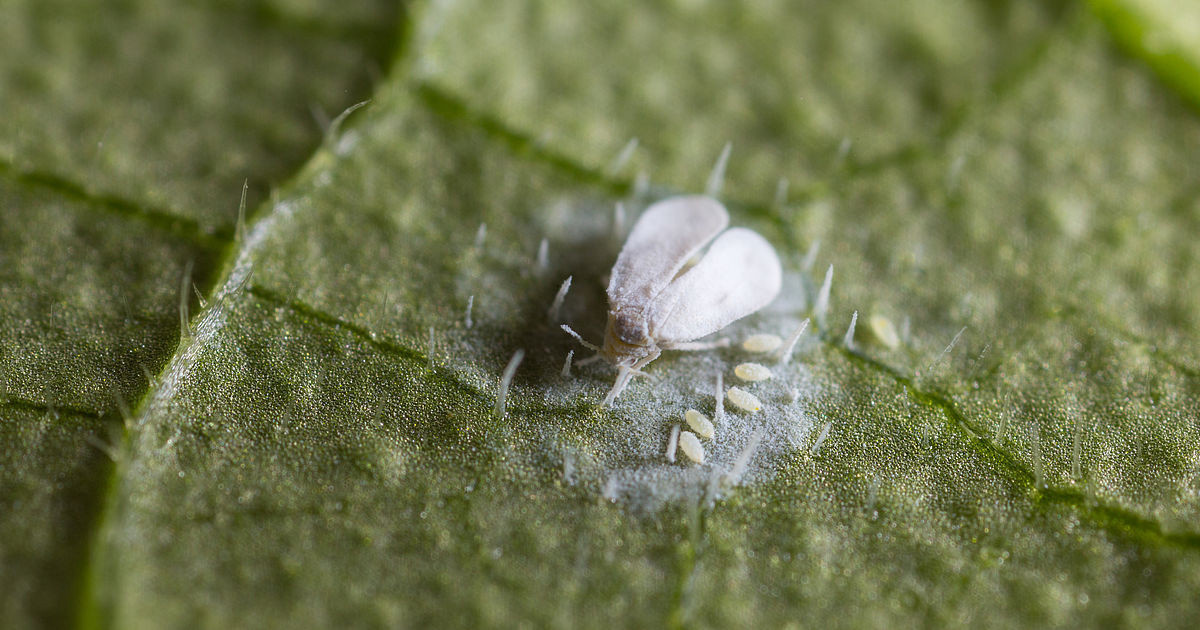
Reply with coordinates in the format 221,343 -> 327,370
563,195 -> 782,405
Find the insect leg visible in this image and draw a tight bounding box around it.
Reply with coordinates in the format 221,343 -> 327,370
601,367 -> 635,407
629,349 -> 661,372
625,349 -> 663,381
601,349 -> 661,406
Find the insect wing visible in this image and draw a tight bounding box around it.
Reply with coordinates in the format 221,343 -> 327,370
607,196 -> 729,311
649,227 -> 782,343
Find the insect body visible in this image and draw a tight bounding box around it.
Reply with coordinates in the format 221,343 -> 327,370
566,195 -> 782,405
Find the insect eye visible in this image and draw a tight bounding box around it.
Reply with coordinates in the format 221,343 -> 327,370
614,313 -> 647,344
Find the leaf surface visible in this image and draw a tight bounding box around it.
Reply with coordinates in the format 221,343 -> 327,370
4,1 -> 1200,628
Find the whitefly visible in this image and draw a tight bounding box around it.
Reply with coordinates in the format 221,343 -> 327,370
563,195 -> 782,405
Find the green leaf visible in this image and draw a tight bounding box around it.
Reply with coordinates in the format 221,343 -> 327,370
5,0 -> 1200,628
1089,0 -> 1200,107
0,0 -> 400,627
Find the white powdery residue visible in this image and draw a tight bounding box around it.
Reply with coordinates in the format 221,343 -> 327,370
714,372 -> 725,421
494,349 -> 525,419
665,424 -> 680,463
546,276 -> 572,322
778,318 -> 810,365
427,326 -> 436,365
811,422 -> 832,455
813,265 -> 833,321
465,295 -> 474,328
705,142 -> 732,197
843,311 -> 859,349
567,339 -> 826,513
561,350 -> 574,378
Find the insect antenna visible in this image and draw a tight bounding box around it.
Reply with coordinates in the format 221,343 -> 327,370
560,324 -> 601,352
